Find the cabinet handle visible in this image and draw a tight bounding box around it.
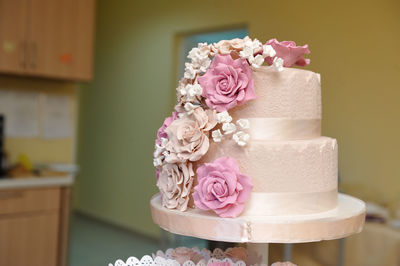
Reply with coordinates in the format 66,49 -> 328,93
19,41 -> 27,69
30,42 -> 37,69
0,191 -> 24,200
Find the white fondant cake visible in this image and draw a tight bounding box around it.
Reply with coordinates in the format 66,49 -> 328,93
153,37 -> 340,219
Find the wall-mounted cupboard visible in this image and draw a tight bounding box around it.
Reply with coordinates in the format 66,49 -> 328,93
0,0 -> 95,81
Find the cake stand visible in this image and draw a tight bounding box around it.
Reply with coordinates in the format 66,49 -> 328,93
151,193 -> 366,264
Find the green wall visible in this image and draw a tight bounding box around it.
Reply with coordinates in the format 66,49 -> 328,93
76,0 -> 400,238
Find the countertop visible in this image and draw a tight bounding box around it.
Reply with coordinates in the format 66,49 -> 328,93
0,175 -> 74,190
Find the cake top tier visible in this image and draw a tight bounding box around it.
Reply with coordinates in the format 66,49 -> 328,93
231,66 -> 321,119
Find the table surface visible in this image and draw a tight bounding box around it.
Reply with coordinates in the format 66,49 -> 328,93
0,175 -> 74,190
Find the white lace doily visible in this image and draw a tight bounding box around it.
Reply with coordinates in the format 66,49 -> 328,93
108,256 -> 244,266
108,247 -> 249,266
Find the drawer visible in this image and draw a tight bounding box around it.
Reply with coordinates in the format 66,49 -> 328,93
0,188 -> 60,215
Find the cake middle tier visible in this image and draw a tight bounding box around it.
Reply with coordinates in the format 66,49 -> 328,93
198,137 -> 338,215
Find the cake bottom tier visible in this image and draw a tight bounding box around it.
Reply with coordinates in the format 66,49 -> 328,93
198,136 -> 338,215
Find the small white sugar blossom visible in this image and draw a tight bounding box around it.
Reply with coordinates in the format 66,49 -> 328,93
153,137 -> 168,158
153,137 -> 170,167
216,111 -> 232,123
180,83 -> 203,101
153,144 -> 163,158
236,119 -> 250,130
188,83 -> 203,98
153,157 -> 163,167
212,129 -> 223,142
239,38 -> 265,68
184,62 -> 197,79
240,38 -> 262,59
187,43 -> 211,74
222,122 -> 237,135
233,131 -> 250,146
239,45 -> 254,58
262,44 -> 276,58
162,150 -> 170,157
249,54 -> 264,68
273,57 -> 284,72
184,102 -> 196,114
160,137 -> 168,147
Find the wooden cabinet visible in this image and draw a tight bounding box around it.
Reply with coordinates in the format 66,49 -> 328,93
0,0 -> 28,74
0,186 -> 71,266
0,213 -> 59,266
0,0 -> 95,81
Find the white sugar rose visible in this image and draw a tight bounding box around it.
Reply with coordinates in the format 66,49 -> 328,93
192,107 -> 217,131
157,162 -> 194,211
164,107 -> 216,163
212,36 -> 251,56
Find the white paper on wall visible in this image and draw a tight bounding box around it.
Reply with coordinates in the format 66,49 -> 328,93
0,89 -> 40,137
41,94 -> 72,139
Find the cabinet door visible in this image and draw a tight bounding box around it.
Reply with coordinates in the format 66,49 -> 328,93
0,0 -> 28,74
0,212 -> 59,266
27,0 -> 95,80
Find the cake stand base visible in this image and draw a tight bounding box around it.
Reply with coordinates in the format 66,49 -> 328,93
151,193 -> 365,243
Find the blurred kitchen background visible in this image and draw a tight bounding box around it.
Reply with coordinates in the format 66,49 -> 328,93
0,0 -> 399,265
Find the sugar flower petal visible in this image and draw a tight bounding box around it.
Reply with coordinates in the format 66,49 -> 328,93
265,38 -> 310,67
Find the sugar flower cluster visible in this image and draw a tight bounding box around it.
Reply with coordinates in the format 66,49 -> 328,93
212,111 -> 250,147
153,37 -> 310,217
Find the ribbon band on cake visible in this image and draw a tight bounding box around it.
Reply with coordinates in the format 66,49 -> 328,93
242,189 -> 338,216
248,118 -> 321,140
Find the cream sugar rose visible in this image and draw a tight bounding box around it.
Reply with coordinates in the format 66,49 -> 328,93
154,37 -> 337,218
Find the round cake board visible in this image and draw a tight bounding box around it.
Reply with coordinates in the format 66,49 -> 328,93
150,193 -> 365,244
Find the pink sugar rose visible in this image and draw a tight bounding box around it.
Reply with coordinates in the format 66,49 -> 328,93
198,54 -> 256,112
193,157 -> 253,218
265,38 -> 310,67
156,111 -> 178,146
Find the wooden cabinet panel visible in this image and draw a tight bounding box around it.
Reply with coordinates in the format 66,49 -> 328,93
0,0 -> 94,80
0,187 -> 60,215
0,212 -> 59,266
0,0 -> 28,74
27,0 -> 95,80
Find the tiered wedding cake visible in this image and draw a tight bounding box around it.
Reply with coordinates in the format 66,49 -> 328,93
109,37 -> 366,266
153,37 -> 338,218
150,37 -> 364,244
